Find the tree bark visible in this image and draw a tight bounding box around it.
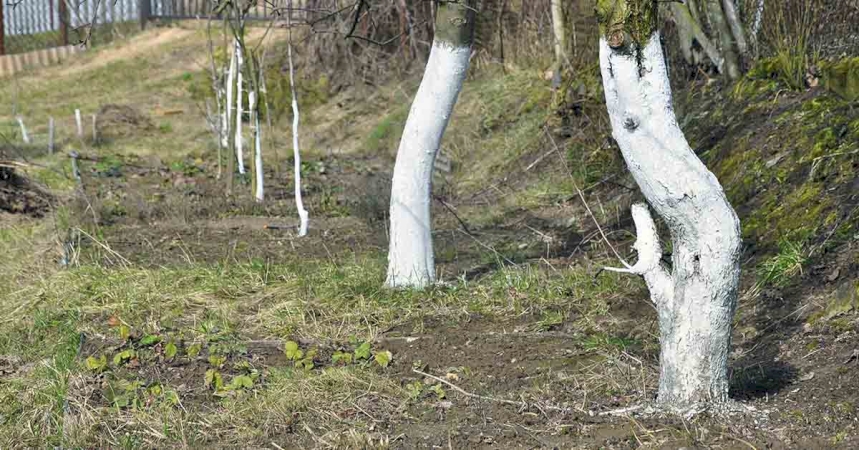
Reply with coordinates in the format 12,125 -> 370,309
234,37 -> 246,175
596,0 -> 742,407
706,0 -> 741,79
550,0 -> 566,89
671,2 -> 725,71
287,0 -> 308,236
386,0 -> 476,289
721,0 -> 748,56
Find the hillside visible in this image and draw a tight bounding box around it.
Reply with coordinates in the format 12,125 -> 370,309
0,21 -> 858,449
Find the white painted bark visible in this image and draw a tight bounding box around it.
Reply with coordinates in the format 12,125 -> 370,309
91,114 -> 98,143
75,109 -> 83,137
250,90 -> 264,202
599,34 -> 742,406
385,41 -> 471,288
234,39 -> 246,175
750,0 -> 765,54
225,46 -> 236,151
16,117 -> 30,144
48,117 -> 54,154
287,4 -> 308,236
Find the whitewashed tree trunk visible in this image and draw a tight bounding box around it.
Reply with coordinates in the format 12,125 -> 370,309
16,117 -> 30,144
385,1 -> 475,289
287,0 -> 308,236
225,46 -> 236,152
48,117 -> 55,154
597,1 -> 742,408
250,89 -> 264,202
234,39 -> 246,175
75,109 -> 83,137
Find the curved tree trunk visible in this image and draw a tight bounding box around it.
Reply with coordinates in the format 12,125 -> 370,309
386,0 -> 476,289
596,0 -> 742,407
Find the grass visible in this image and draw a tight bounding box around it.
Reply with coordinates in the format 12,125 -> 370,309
0,217 -> 642,446
757,239 -> 807,288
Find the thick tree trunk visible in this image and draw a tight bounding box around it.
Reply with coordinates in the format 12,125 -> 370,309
597,0 -> 742,407
386,1 -> 476,289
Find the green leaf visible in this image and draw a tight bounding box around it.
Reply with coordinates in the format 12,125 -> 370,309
285,341 -> 301,360
374,350 -> 393,368
208,354 -> 226,368
139,335 -> 162,347
204,369 -> 223,390
332,351 -> 353,365
431,384 -> 446,400
85,355 -> 108,372
187,343 -> 202,358
230,375 -> 254,390
112,349 -> 136,366
354,342 -> 372,360
118,325 -> 131,341
164,342 -> 178,359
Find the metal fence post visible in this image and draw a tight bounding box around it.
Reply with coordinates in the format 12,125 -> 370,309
139,0 -> 151,30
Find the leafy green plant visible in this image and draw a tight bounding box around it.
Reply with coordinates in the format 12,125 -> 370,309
139,334 -> 162,347
112,349 -> 136,366
285,341 -> 316,370
373,350 -> 393,368
430,384 -> 446,400
406,381 -> 424,400
164,342 -> 178,359
85,355 -> 108,373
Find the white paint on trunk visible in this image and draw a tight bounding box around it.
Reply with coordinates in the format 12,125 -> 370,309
48,117 -> 55,154
225,46 -> 236,151
92,114 -> 98,143
599,35 -> 742,406
385,41 -> 471,289
287,6 -> 308,236
751,0 -> 765,53
250,90 -> 264,202
235,39 -> 246,175
75,109 -> 83,137
16,116 -> 30,144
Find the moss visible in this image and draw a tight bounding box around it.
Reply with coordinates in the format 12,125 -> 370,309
434,1 -> 477,47
595,0 -> 657,49
820,57 -> 859,101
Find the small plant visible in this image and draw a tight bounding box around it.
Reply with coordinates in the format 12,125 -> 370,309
758,240 -> 807,287
112,349 -> 136,366
85,355 -> 108,373
284,341 -> 316,370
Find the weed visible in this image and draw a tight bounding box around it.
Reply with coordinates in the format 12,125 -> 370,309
757,240 -> 807,287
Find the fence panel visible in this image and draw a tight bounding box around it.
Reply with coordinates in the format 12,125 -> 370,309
1,0 -> 141,55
